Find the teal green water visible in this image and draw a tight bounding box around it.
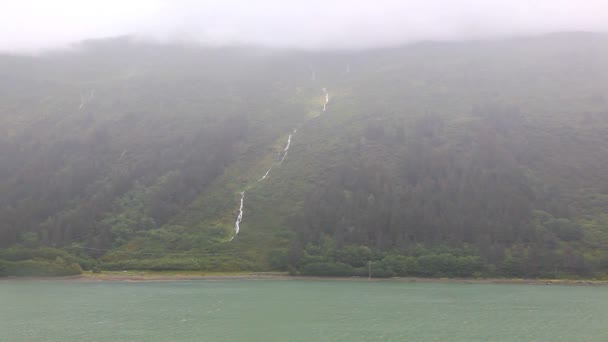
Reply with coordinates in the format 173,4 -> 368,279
1,280 -> 607,341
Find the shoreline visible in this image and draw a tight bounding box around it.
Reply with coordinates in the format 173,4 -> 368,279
2,272 -> 608,286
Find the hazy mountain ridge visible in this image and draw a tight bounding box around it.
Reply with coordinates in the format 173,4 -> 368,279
1,33 -> 608,277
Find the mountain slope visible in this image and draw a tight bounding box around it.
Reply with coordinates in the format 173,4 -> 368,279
1,33 -> 608,277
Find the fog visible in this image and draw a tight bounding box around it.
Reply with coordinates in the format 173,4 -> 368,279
2,0 -> 608,52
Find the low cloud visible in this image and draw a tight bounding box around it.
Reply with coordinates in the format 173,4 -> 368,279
2,0 -> 608,52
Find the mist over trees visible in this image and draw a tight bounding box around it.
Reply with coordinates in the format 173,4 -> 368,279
1,33 -> 608,277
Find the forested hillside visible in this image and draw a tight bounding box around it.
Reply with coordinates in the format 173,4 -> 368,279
2,33 -> 608,278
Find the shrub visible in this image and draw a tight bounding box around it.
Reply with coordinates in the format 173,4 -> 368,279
547,218 -> 584,241
416,253 -> 483,277
268,249 -> 289,270
336,245 -> 372,267
0,260 -> 7,277
300,262 -> 355,276
3,260 -> 82,277
381,255 -> 419,276
370,265 -> 396,278
0,247 -> 96,270
100,256 -> 259,272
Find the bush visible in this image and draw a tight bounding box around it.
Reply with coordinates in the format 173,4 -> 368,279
416,253 -> 483,277
547,218 -> 584,241
100,256 -> 259,272
336,245 -> 372,267
295,244 -> 487,278
0,247 -> 96,270
381,255 -> 419,276
0,247 -> 70,261
0,260 -> 7,277
300,262 -> 355,276
268,249 -> 289,270
3,260 -> 82,277
370,265 -> 396,278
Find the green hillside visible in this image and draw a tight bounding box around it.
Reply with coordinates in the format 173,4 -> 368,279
2,33 -> 608,278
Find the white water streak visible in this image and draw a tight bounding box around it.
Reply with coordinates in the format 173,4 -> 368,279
229,87 -> 327,242
309,66 -> 316,81
322,88 -> 329,112
259,167 -> 272,181
284,135 -> 292,152
230,191 -> 245,241
231,128 -> 299,241
78,89 -> 96,110
229,89 -> 327,241
280,132 -> 294,163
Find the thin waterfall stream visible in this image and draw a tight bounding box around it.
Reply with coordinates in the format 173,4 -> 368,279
230,89 -> 329,241
279,130 -> 294,163
229,192 -> 245,241
78,89 -> 96,110
322,88 -> 329,111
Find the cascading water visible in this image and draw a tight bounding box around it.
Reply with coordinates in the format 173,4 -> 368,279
259,167 -> 272,182
79,89 -> 96,110
231,131 -> 295,240
230,191 -> 245,241
230,90 -> 328,241
280,133 -> 293,163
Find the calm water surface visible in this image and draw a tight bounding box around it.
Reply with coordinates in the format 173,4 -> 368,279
1,279 -> 607,341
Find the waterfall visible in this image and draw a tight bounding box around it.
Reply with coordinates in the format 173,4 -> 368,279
284,134 -> 292,152
259,167 -> 272,181
78,89 -> 96,110
230,191 -> 245,241
280,132 -> 293,163
231,130 -> 295,240
309,65 -> 316,81
229,87 -> 329,241
78,97 -> 86,110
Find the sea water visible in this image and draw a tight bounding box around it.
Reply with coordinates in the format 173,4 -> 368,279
1,279 -> 607,341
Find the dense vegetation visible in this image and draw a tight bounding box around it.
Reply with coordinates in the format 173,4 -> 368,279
1,33 -> 607,278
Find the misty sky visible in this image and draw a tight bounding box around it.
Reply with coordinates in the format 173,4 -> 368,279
2,0 -> 608,52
